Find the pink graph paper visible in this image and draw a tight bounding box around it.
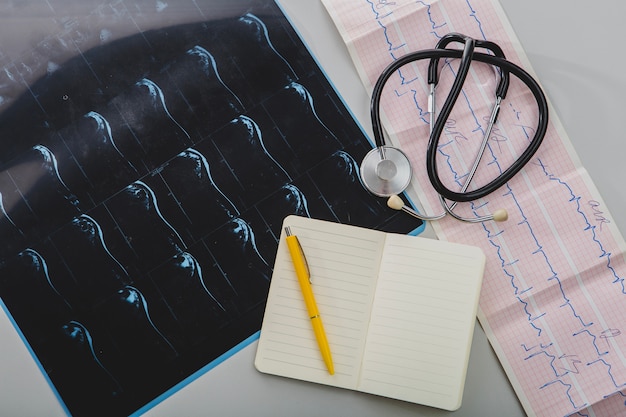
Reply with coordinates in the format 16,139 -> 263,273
321,1 -> 626,416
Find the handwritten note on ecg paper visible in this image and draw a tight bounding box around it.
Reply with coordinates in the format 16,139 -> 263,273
320,0 -> 626,416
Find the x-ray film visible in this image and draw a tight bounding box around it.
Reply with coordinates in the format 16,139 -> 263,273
0,1 -> 421,415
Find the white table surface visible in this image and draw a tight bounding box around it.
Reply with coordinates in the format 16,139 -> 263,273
1,1 -> 625,416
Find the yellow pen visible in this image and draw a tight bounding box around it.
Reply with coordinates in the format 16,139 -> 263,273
284,226 -> 334,375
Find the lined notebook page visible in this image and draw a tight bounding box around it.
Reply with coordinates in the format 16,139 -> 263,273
358,234 -> 485,410
255,216 -> 386,389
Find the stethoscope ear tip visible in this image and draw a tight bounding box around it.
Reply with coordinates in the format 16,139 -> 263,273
492,209 -> 508,222
387,195 -> 405,211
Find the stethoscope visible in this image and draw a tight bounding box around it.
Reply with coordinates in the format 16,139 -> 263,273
360,33 -> 549,223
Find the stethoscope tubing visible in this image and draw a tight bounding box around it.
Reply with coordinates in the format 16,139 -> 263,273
370,46 -> 549,203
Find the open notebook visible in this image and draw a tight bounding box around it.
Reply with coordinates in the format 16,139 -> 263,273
255,216 -> 485,411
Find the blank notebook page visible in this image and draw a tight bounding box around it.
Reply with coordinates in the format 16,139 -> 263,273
255,216 -> 386,389
358,234 -> 485,410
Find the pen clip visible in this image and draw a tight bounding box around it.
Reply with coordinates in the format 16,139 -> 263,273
295,237 -> 311,283
285,226 -> 311,283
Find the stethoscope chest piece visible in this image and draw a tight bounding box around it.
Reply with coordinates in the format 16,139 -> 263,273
360,146 -> 412,197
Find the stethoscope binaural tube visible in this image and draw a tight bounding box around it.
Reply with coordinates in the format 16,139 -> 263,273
365,40 -> 549,221
387,34 -> 510,223
429,33 -> 509,210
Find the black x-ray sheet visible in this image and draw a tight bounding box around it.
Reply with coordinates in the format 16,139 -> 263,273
0,1 -> 422,415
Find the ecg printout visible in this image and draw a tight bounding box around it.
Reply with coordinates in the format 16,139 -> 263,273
322,1 -> 626,416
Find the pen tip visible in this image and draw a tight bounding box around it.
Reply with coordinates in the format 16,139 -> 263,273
327,362 -> 334,375
284,226 -> 292,237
